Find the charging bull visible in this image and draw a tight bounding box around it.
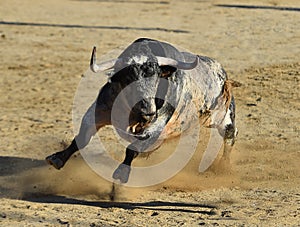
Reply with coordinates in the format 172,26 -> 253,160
46,38 -> 239,183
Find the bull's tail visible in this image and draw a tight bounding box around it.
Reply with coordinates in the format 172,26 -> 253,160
205,79 -> 241,128
223,79 -> 242,110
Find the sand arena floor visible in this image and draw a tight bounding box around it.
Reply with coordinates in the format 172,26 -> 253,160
0,0 -> 299,226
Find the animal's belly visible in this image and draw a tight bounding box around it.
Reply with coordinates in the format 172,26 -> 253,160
160,115 -> 184,139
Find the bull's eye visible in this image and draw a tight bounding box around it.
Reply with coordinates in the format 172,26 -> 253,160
142,67 -> 155,77
160,65 -> 177,78
146,67 -> 155,76
141,62 -> 157,77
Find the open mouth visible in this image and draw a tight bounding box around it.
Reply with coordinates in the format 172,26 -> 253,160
127,122 -> 145,134
127,112 -> 156,134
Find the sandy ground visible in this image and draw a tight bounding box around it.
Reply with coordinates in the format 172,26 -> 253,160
0,0 -> 299,226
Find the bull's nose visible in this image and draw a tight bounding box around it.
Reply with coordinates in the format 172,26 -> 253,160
141,112 -> 156,122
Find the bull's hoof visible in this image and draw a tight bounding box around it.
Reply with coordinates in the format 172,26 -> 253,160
45,154 -> 64,170
112,164 -> 131,183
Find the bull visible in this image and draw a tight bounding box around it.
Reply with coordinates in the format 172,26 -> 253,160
46,38 -> 239,183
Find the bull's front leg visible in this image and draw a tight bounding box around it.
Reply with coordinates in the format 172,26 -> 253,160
112,146 -> 138,183
46,102 -> 110,169
112,115 -> 168,183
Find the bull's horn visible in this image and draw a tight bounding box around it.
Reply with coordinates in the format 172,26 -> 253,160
156,55 -> 198,70
90,46 -> 118,73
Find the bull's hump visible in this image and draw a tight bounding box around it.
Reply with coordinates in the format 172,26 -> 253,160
121,38 -> 181,60
133,38 -> 157,43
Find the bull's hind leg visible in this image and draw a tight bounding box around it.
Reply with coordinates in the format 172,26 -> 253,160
46,102 -> 110,169
219,97 -> 238,164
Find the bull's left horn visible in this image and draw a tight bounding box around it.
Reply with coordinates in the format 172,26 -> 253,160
156,56 -> 198,70
90,46 -> 117,73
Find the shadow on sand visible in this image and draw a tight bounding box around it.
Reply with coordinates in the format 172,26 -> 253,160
215,4 -> 300,12
0,156 -> 46,177
73,0 -> 169,4
0,21 -> 189,33
22,193 -> 217,214
0,156 -> 216,215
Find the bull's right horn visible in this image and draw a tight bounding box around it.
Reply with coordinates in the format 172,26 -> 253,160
156,55 -> 198,70
90,46 -> 118,73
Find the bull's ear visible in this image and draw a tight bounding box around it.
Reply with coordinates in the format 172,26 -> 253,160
160,65 -> 177,77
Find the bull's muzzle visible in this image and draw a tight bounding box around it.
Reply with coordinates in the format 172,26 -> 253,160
141,112 -> 156,122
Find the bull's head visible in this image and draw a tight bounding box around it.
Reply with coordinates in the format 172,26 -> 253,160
90,46 -> 198,134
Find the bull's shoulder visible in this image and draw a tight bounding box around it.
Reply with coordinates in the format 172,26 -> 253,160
180,52 -> 226,80
96,82 -> 120,111
197,55 -> 227,81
